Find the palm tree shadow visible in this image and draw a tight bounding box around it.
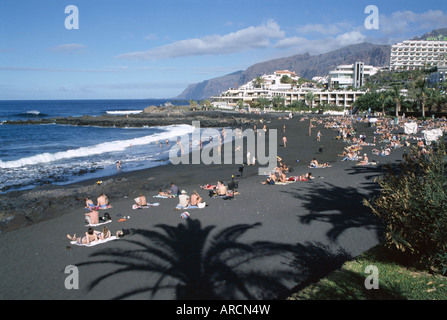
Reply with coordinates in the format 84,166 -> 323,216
78,219 -> 302,300
282,182 -> 384,242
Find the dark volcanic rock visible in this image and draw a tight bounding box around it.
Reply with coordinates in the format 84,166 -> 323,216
3,110 -> 271,128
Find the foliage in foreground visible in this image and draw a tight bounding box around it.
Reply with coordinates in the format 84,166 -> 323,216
287,245 -> 447,300
364,141 -> 447,275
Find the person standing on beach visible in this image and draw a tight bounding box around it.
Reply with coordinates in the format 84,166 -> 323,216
282,136 -> 287,148
317,131 -> 321,142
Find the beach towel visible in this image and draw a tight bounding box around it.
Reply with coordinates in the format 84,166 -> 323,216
85,220 -> 112,227
153,195 -> 169,198
176,202 -> 206,210
97,205 -> 112,209
356,161 -> 379,166
70,236 -> 118,247
275,181 -> 296,185
422,129 -> 443,145
132,203 -> 160,209
404,122 -> 418,135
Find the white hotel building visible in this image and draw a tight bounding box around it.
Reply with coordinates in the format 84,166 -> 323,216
390,40 -> 447,71
214,70 -> 365,109
329,62 -> 379,89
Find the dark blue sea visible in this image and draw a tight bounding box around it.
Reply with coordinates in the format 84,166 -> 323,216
0,99 -> 209,193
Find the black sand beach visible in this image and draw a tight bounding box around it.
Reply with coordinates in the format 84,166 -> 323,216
0,113 -> 408,300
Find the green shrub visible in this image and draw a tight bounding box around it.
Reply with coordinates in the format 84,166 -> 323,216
364,141 -> 447,274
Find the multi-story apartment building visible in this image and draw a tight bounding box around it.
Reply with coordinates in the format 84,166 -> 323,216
390,40 -> 447,71
328,62 -> 379,88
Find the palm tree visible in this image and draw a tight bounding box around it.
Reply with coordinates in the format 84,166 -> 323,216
426,88 -> 443,113
305,92 -> 314,111
79,219 -> 297,299
414,76 -> 428,118
189,100 -> 198,109
271,95 -> 285,108
256,97 -> 271,110
378,90 -> 392,116
253,76 -> 265,88
389,84 -> 404,117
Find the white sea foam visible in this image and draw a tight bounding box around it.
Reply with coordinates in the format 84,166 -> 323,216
0,124 -> 194,169
106,110 -> 142,115
26,110 -> 41,115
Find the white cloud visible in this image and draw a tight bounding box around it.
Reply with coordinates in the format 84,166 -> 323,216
275,31 -> 366,55
49,43 -> 87,55
379,10 -> 447,36
296,22 -> 354,36
118,20 -> 285,60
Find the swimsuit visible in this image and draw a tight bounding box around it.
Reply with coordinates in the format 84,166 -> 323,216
99,204 -> 108,209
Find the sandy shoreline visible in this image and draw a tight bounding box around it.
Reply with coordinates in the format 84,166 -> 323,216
0,113 -> 408,299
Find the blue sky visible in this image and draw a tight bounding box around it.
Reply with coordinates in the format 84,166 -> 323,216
1,0 -> 447,100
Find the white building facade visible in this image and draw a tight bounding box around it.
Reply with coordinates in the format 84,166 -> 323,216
240,70 -> 299,91
329,62 -> 379,88
390,40 -> 447,71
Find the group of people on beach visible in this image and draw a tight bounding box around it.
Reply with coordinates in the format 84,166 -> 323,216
67,112 -> 447,247
67,192 -> 116,245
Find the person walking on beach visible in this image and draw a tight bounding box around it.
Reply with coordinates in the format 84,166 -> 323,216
317,131 -> 321,142
282,136 -> 287,148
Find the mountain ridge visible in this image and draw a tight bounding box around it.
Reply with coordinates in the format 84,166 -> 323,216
174,42 -> 391,100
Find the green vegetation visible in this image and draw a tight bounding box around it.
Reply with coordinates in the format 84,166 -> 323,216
357,69 -> 447,116
288,244 -> 447,300
364,142 -> 447,275
289,140 -> 447,300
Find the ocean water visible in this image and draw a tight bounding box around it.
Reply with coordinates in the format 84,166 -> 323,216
0,99 -> 214,193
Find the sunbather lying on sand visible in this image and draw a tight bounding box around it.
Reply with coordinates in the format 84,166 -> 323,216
287,172 -> 314,182
67,227 -> 99,245
309,158 -> 331,168
97,226 -> 112,241
261,173 -> 277,185
357,154 -> 369,165
200,184 -> 217,190
157,189 -> 175,198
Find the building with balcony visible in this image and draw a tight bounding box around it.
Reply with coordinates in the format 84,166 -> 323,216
328,62 -> 379,89
390,40 -> 447,71
213,70 -> 367,110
